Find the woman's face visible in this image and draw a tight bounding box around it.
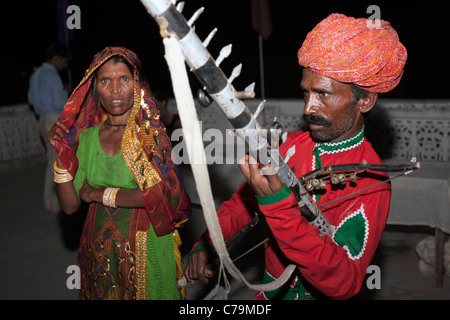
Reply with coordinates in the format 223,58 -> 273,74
96,59 -> 134,117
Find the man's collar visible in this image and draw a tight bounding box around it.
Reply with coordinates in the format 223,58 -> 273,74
43,62 -> 57,71
314,126 -> 364,155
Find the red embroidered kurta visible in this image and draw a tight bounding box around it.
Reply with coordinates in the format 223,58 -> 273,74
196,129 -> 391,299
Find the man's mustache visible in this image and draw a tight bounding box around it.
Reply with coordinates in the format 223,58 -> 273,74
303,114 -> 331,127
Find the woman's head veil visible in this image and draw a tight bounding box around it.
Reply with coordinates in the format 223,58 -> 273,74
55,46 -> 190,236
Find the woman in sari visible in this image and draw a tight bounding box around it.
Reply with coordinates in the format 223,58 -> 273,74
47,47 -> 191,300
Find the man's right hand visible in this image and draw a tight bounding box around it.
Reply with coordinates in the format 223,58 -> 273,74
184,249 -> 215,284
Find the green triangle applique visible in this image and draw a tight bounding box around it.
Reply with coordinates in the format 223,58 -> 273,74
332,206 -> 368,260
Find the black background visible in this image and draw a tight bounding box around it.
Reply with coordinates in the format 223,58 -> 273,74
2,0 -> 449,106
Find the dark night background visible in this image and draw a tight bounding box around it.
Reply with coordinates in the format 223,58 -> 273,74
1,0 -> 449,106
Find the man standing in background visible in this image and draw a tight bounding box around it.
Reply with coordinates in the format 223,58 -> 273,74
28,43 -> 71,213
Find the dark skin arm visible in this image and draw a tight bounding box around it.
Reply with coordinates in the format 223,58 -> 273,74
48,120 -> 145,215
184,154 -> 283,284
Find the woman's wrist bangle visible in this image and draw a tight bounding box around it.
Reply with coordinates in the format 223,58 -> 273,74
54,161 -> 67,172
53,172 -> 73,183
103,187 -> 120,208
53,161 -> 73,183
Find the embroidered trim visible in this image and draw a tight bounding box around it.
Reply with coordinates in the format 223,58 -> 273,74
122,86 -> 162,191
311,126 -> 365,176
313,139 -> 364,162
315,126 -> 365,155
262,269 -> 315,300
262,269 -> 298,299
135,231 -> 148,300
332,203 -> 369,260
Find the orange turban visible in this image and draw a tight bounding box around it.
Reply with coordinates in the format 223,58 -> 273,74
298,13 -> 407,93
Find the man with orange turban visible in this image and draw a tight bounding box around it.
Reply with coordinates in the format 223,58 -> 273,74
185,13 -> 407,299
298,13 -> 407,93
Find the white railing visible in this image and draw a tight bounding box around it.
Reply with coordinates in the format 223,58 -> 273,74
0,104 -> 44,163
1,99 -> 449,163
194,98 -> 450,162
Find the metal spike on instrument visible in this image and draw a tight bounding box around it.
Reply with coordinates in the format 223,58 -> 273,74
187,7 -> 204,27
215,44 -> 232,66
203,28 -> 217,47
245,82 -> 256,98
245,82 -> 255,92
253,100 -> 266,119
234,88 -> 255,100
176,1 -> 184,12
234,82 -> 255,99
139,0 -> 332,237
228,64 -> 242,84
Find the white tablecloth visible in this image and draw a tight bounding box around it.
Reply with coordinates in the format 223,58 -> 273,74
387,161 -> 450,234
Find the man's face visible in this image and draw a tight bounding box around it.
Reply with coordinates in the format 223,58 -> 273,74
53,56 -> 69,72
300,69 -> 360,142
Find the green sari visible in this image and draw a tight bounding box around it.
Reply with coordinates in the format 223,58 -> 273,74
73,125 -> 180,300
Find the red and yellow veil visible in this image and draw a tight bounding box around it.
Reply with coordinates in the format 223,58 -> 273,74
55,46 -> 190,236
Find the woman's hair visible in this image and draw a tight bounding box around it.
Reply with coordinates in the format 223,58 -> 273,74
91,56 -> 134,104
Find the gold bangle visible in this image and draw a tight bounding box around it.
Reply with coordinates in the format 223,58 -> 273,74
53,171 -> 73,183
54,161 -> 68,173
53,161 -> 73,183
103,187 -> 120,208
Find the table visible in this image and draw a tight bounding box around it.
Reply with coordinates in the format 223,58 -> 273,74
387,161 -> 450,286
